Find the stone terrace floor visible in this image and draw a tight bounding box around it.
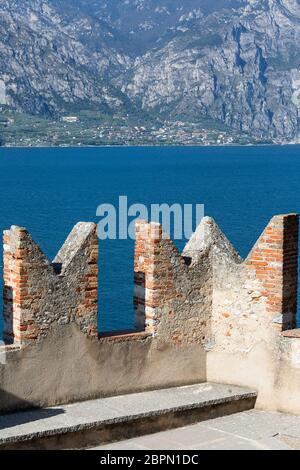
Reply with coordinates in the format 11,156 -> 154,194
93,410 -> 300,451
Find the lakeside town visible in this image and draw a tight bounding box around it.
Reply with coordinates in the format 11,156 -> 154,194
0,106 -> 274,147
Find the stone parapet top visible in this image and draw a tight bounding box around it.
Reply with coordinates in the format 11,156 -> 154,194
282,329 -> 300,339
98,330 -> 151,343
0,344 -> 21,352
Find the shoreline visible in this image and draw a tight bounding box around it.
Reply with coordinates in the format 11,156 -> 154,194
1,142 -> 298,150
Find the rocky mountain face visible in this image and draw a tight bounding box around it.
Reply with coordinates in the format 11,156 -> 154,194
62,0 -> 245,55
0,0 -> 132,117
1,0 -> 300,141
124,0 -> 300,140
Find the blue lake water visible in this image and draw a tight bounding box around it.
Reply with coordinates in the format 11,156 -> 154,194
0,145 -> 299,335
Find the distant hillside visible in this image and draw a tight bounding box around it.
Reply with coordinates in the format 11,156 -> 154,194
1,1 -> 300,142
123,0 -> 300,140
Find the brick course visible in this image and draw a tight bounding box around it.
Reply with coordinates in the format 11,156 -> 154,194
246,214 -> 298,331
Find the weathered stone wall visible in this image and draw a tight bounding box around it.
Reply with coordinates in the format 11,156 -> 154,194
208,214 -> 298,351
0,220 -> 209,413
206,214 -> 300,412
1,215 -> 300,415
134,220 -> 212,345
3,223 -> 98,345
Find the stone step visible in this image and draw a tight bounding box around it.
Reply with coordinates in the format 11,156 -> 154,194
0,383 -> 257,450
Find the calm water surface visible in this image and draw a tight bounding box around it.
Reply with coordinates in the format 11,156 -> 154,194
0,145 -> 299,335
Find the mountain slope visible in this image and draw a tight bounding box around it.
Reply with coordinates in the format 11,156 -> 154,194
62,0 -> 246,55
1,0 -> 300,142
124,0 -> 300,139
0,0 -> 132,116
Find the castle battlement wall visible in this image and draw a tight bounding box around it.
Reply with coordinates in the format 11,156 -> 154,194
0,214 -> 299,415
3,223 -> 98,345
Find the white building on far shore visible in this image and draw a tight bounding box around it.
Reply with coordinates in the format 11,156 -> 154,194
0,80 -> 6,105
61,116 -> 79,123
